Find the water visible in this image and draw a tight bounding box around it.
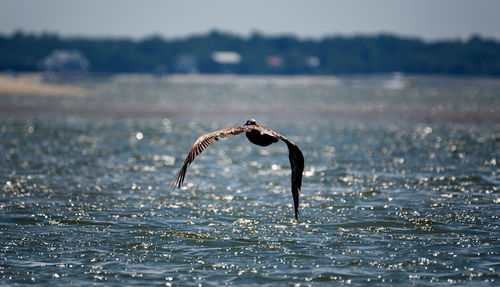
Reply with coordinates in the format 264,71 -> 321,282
0,75 -> 499,286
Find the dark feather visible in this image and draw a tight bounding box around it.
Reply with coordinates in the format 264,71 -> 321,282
252,126 -> 304,220
170,125 -> 252,189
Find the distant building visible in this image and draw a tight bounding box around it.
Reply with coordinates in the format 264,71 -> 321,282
266,55 -> 283,68
211,51 -> 241,65
42,50 -> 89,73
304,56 -> 320,68
174,54 -> 199,73
211,51 -> 241,73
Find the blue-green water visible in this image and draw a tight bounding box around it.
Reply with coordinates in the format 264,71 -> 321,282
0,75 -> 499,286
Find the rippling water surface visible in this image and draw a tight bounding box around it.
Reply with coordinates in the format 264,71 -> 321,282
0,75 -> 499,286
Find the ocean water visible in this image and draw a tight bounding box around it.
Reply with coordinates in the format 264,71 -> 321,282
0,75 -> 499,286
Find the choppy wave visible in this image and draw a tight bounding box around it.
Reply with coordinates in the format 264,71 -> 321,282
0,76 -> 499,285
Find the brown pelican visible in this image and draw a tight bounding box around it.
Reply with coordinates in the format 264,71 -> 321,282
171,119 -> 304,220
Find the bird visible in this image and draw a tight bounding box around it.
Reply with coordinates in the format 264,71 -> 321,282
170,119 -> 304,220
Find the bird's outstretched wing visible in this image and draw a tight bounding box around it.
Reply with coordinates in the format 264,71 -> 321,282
253,126 -> 304,220
170,125 -> 253,189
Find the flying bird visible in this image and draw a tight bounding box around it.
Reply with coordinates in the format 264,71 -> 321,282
171,119 -> 304,220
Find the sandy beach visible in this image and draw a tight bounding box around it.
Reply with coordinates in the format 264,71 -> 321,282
0,74 -> 88,96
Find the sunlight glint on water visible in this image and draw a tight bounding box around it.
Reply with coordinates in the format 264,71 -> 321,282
0,75 -> 499,286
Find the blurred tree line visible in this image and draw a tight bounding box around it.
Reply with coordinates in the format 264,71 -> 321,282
1,30 -> 499,75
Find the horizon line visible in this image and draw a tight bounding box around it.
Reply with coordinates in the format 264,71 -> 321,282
2,29 -> 499,43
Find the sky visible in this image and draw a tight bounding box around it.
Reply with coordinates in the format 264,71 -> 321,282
1,0 -> 500,41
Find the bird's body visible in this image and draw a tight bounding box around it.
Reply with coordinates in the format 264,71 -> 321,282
245,129 -> 279,146
171,119 -> 304,220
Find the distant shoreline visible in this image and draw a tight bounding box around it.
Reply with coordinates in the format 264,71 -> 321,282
0,73 -> 498,123
0,73 -> 88,96
111,73 -> 341,85
3,32 -> 500,76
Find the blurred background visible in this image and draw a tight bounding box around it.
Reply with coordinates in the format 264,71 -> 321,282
1,1 -> 499,286
1,0 -> 500,77
1,0 -> 499,119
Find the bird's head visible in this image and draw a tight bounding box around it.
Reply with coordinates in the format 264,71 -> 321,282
245,118 -> 257,126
